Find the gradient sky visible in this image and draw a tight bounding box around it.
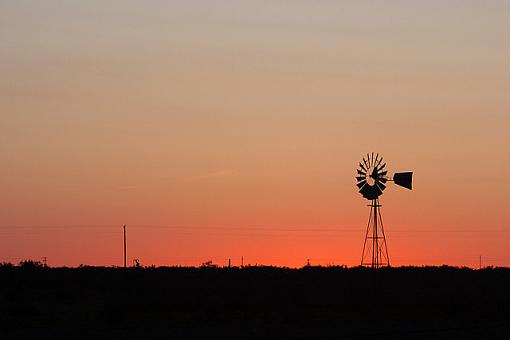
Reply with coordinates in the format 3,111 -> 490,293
1,1 -> 510,267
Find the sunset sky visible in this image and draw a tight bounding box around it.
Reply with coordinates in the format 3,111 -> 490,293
1,1 -> 510,267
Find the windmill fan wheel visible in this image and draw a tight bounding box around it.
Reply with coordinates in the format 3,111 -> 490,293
356,153 -> 388,200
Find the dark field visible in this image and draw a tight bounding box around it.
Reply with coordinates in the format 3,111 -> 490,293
1,265 -> 510,339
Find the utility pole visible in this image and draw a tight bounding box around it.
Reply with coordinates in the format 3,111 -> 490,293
228,258 -> 231,268
241,256 -> 244,267
123,224 -> 127,268
479,255 -> 482,270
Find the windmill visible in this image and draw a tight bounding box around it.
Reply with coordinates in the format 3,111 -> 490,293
356,153 -> 413,268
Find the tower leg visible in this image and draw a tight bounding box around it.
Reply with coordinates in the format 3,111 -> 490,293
123,224 -> 127,268
373,199 -> 378,268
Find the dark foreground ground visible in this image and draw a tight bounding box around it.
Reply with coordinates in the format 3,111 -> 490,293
1,265 -> 510,339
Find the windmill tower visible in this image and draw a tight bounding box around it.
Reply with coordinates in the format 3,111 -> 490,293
356,153 -> 413,268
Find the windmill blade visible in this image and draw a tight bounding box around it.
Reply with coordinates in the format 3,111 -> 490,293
394,172 -> 413,190
373,185 -> 383,197
379,177 -> 388,184
359,184 -> 371,197
359,162 -> 366,172
375,157 -> 383,169
360,183 -> 382,200
378,162 -> 386,172
363,157 -> 369,169
377,170 -> 388,177
357,180 -> 367,189
357,169 -> 366,176
356,175 -> 365,182
377,182 -> 386,191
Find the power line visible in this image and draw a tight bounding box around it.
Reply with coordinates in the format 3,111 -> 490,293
1,224 -> 510,233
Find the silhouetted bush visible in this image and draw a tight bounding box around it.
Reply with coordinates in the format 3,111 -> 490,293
18,259 -> 44,268
200,260 -> 218,268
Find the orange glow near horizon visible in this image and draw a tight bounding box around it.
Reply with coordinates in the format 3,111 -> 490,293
1,2 -> 510,268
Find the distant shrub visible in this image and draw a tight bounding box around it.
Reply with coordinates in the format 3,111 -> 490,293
201,260 -> 218,268
19,260 -> 45,268
78,264 -> 95,269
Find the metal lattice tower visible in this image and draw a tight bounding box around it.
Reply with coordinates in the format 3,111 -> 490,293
361,199 -> 389,268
